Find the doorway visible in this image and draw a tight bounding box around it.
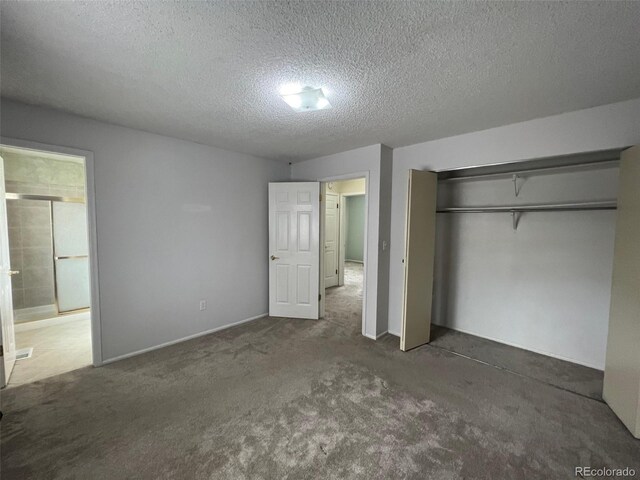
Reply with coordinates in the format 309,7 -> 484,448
322,178 -> 366,332
0,144 -> 96,387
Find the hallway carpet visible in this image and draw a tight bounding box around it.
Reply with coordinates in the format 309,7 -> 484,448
324,261 -> 363,335
1,283 -> 639,478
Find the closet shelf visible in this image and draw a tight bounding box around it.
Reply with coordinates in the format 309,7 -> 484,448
437,201 -> 617,214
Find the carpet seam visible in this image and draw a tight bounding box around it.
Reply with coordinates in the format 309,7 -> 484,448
425,343 -> 606,404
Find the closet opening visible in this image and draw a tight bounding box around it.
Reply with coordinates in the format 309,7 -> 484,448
403,148 -> 627,401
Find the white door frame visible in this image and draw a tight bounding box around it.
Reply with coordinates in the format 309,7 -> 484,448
323,192 -> 339,288
0,137 -> 103,366
338,194 -> 346,287
0,153 -> 17,386
319,172 -> 369,336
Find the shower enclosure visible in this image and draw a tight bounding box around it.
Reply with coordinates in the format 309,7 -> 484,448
7,193 -> 90,317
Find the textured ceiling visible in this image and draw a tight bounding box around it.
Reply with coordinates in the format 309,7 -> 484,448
1,1 -> 639,162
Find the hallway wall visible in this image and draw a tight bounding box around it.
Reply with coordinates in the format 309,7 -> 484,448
345,195 -> 365,262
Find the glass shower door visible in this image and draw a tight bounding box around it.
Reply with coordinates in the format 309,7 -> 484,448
52,202 -> 90,312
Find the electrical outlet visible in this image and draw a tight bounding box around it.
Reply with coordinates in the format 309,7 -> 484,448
199,300 -> 207,311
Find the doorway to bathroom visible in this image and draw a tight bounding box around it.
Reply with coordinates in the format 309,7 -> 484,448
0,144 -> 96,387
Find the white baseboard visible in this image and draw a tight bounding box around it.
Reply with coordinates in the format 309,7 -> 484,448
345,259 -> 364,264
101,313 -> 268,365
388,329 -> 400,337
363,330 -> 388,340
15,311 -> 90,332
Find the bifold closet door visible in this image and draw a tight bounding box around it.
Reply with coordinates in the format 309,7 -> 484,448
603,145 -> 640,439
401,169 -> 438,351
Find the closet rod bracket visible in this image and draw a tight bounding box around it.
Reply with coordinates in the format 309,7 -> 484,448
512,174 -> 520,197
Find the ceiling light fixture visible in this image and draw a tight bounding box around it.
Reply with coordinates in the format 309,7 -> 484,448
280,86 -> 331,112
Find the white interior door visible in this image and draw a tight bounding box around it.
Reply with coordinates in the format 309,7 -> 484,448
0,155 -> 17,387
52,202 -> 90,312
324,192 -> 339,288
401,169 -> 438,351
269,182 -> 320,319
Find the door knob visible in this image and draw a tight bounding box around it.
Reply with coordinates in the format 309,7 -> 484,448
270,255 -> 280,261
8,270 -> 20,276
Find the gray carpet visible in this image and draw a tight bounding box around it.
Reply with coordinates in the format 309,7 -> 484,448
324,261 -> 364,335
428,325 -> 605,401
2,264 -> 639,479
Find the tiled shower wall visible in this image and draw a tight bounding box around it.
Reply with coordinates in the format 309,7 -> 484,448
7,199 -> 55,312
3,150 -> 85,318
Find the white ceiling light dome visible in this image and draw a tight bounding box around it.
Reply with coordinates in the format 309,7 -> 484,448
280,86 -> 331,113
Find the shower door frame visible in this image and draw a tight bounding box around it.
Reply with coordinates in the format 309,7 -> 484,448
5,193 -> 90,315
0,137 -> 103,366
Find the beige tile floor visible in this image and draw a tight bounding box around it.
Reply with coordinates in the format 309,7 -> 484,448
8,313 -> 92,387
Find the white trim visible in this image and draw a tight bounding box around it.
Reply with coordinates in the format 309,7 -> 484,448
338,194 -> 346,287
319,185 -> 326,318
388,329 -> 400,337
101,313 -> 268,365
0,137 -> 103,366
15,311 -> 90,332
318,172 -> 370,339
365,331 -> 388,340
345,259 -> 364,264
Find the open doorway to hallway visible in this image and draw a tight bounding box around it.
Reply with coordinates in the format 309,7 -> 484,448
323,178 -> 366,332
0,145 -> 93,387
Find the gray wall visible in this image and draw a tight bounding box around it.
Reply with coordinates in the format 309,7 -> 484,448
1,99 -> 289,362
376,144 -> 393,337
345,195 -> 365,262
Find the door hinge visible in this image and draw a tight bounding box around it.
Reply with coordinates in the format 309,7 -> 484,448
336,269 -> 338,274
336,203 -> 339,208
319,193 -> 323,202
318,293 -> 322,301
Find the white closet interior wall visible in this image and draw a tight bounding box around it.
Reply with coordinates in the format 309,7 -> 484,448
432,160 -> 620,369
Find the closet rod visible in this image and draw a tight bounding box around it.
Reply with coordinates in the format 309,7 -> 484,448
437,201 -> 617,213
